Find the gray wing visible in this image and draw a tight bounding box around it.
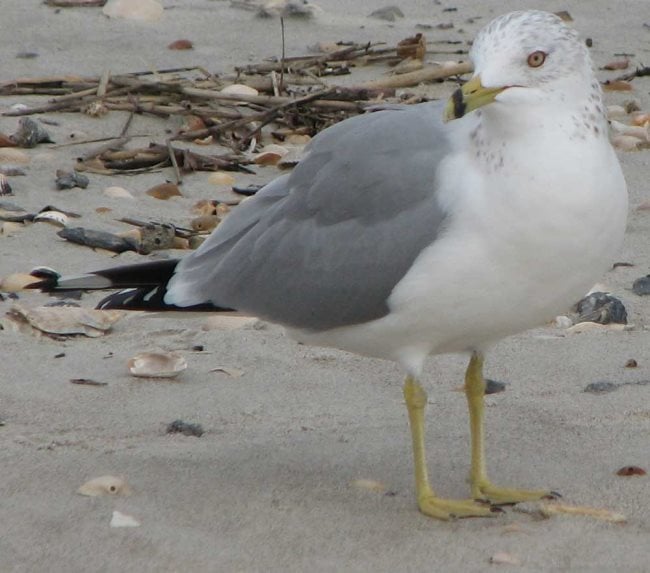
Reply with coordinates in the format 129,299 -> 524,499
166,101 -> 450,331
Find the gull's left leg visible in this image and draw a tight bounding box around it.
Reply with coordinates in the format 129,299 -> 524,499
465,351 -> 559,504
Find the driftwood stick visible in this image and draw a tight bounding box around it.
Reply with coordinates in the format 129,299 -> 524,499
358,61 -> 473,89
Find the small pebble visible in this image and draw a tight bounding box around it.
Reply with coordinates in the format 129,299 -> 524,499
166,419 -> 204,437
485,379 -> 507,395
632,275 -> 650,296
575,292 -> 627,325
625,358 -> 638,368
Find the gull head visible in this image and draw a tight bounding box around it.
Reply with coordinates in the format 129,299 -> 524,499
446,11 -> 595,121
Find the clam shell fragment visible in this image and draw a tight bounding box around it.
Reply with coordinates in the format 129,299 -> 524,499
128,351 -> 187,378
78,475 -> 132,497
8,304 -> 124,337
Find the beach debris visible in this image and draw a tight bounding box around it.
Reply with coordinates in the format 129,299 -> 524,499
166,419 -> 204,437
220,83 -> 259,97
584,381 -> 618,394
58,227 -> 138,253
485,379 -> 507,395
538,502 -> 626,523
78,475 -> 132,497
489,552 -> 521,566
202,315 -> 259,330
103,186 -> 134,199
396,33 -> 426,61
70,378 -> 108,386
55,169 -> 89,190
351,478 -> 387,493
632,275 -> 650,296
110,511 -> 141,528
138,222 -> 177,253
145,182 -> 182,200
208,172 -> 236,186
554,315 -> 573,329
0,175 -> 13,196
0,148 -> 30,165
11,118 -> 53,148
603,59 -> 630,71
128,351 -> 187,378
565,321 -> 628,334
369,5 -> 404,21
33,209 -> 69,228
209,366 -> 245,378
625,358 -> 638,368
233,184 -> 262,197
575,292 -> 627,324
254,0 -> 321,18
102,0 -> 163,21
6,304 -> 124,337
168,39 -> 193,50
554,10 -> 573,22
191,215 -> 219,233
1,222 -> 23,236
616,465 -> 647,477
253,144 -> 289,165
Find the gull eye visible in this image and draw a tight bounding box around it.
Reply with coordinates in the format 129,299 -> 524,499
527,50 -> 547,68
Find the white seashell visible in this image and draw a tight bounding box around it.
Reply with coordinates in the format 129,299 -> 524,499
34,210 -> 69,228
78,475 -> 132,497
566,321 -> 628,334
0,148 -> 30,165
611,135 -> 641,151
554,315 -> 573,329
208,172 -> 235,186
110,510 -> 141,528
128,351 -> 187,378
0,222 -> 23,237
220,84 -> 259,97
489,552 -> 521,566
103,186 -> 135,199
610,120 -> 649,141
201,315 -> 259,331
9,304 -> 124,336
102,0 -> 163,21
606,105 -> 627,120
209,366 -> 245,378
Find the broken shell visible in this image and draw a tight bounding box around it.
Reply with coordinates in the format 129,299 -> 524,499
168,38 -> 193,50
0,273 -> 40,291
575,292 -> 627,324
612,135 -> 642,151
189,235 -> 206,249
103,186 -> 134,199
254,144 -> 289,166
566,321 -> 628,334
102,0 -> 163,22
489,552 -> 521,566
208,172 -> 235,186
0,174 -> 13,195
220,84 -> 259,97
278,147 -> 305,168
55,170 -> 89,190
128,351 -> 187,378
191,215 -> 219,233
631,112 -> 650,127
351,479 -> 386,493
9,304 -> 124,337
191,199 -> 217,216
146,182 -> 182,200
554,315 -> 573,329
1,221 -> 23,236
0,148 -> 30,165
616,465 -> 647,477
11,118 -> 53,148
284,134 -> 311,145
84,101 -> 109,117
202,315 -> 259,330
606,105 -> 628,120
78,475 -> 132,497
110,511 -> 141,528
33,210 -> 69,228
138,222 -> 176,253
610,120 -> 649,141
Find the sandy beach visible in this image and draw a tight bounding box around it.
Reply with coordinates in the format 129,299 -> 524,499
1,1 -> 649,571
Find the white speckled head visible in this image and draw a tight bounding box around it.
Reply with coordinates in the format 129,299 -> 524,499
471,11 -> 594,99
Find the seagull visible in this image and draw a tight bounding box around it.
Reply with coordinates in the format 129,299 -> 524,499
30,10 -> 627,519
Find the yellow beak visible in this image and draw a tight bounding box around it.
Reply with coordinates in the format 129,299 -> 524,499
443,75 -> 506,122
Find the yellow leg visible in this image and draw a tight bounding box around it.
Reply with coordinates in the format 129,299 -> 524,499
403,375 -> 497,519
465,352 -> 559,504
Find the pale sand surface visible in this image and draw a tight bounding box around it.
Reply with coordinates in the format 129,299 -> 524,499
1,1 -> 650,571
